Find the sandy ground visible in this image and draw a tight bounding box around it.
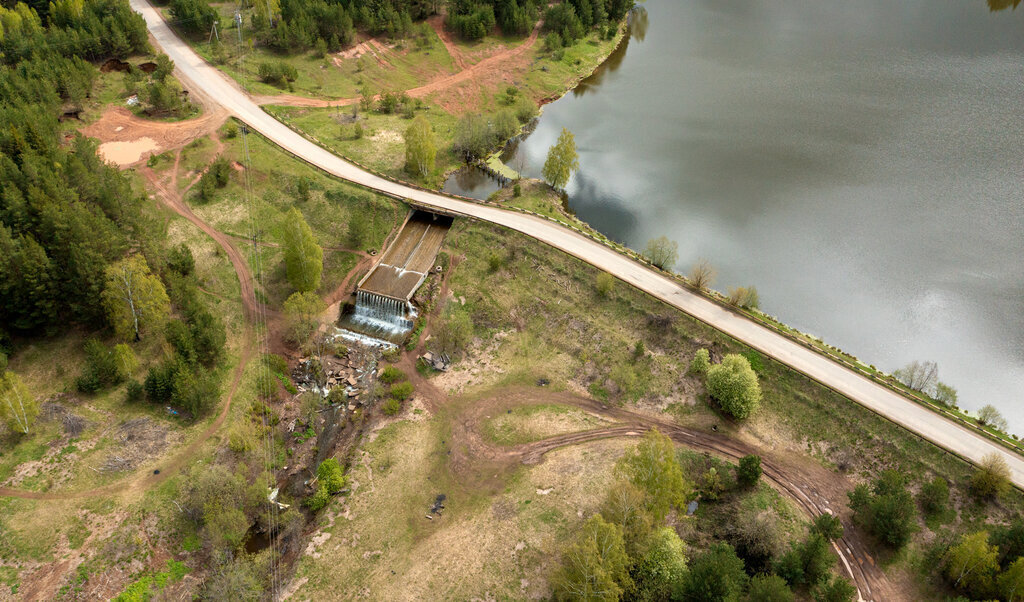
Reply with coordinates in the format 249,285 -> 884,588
81,102 -> 228,167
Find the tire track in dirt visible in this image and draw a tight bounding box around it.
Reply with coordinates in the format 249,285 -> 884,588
252,21 -> 542,109
449,390 -> 897,602
0,149 -> 258,502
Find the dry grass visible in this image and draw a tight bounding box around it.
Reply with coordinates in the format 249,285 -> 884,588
290,411 -> 633,600
482,403 -> 612,445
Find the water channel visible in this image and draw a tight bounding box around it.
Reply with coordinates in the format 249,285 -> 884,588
446,0 -> 1024,430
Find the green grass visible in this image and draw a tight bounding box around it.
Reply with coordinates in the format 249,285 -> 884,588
267,103 -> 462,188
481,403 -> 608,445
176,2 -> 456,99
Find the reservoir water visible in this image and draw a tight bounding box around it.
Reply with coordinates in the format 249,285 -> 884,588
453,0 -> 1024,430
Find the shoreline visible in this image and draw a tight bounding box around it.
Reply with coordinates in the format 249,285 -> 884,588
257,15 -> 1024,461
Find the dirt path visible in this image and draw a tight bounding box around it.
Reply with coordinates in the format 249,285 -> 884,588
429,15 -> 468,70
446,389 -> 898,602
0,148 -> 258,502
253,21 -> 542,109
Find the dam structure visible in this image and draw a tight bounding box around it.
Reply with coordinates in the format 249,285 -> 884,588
345,211 -> 452,341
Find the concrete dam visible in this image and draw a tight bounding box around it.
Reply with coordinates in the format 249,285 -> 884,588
345,210 -> 452,341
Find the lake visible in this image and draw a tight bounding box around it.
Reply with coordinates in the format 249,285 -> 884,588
450,0 -> 1024,430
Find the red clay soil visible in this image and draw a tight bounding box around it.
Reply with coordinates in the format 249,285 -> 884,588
81,104 -> 229,166
447,388 -> 901,602
253,21 -> 542,112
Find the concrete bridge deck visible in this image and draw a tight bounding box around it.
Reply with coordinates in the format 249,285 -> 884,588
358,211 -> 452,301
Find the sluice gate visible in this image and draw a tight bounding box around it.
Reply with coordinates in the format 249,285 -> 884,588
340,211 -> 452,343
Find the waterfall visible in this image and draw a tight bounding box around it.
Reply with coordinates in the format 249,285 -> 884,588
352,290 -> 415,336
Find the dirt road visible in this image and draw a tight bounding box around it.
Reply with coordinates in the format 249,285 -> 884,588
129,0 -> 1024,489
250,19 -> 542,109
448,389 -> 898,601
0,148 -> 258,501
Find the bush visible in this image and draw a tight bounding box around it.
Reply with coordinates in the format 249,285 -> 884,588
544,31 -> 563,51
379,366 -> 405,384
736,454 -> 761,488
167,243 -> 195,276
706,354 -> 761,419
848,470 -> 917,549
125,380 -> 145,403
382,398 -> 401,415
643,236 -> 678,270
514,95 -> 538,123
317,458 -> 347,493
812,513 -> 844,541
747,574 -> 794,602
689,348 -> 710,375
596,272 -> 614,297
918,476 -> 949,518
76,339 -> 122,393
728,286 -> 760,309
813,575 -> 857,602
257,61 -> 298,87
434,304 -> 473,355
970,453 -> 1011,501
681,542 -> 748,601
389,381 -> 414,401
512,183 -> 522,197
305,486 -> 331,511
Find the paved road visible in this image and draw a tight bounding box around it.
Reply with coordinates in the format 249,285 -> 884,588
132,0 -> 1024,487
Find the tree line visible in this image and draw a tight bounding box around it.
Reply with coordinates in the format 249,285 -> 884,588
0,0 -> 228,433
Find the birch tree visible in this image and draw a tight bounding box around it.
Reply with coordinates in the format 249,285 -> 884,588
542,127 -> 580,190
404,115 -> 436,178
282,208 -> 323,293
943,531 -> 998,594
101,255 -> 170,341
0,371 -> 38,435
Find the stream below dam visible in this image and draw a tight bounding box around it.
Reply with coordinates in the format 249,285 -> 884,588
444,0 -> 1024,431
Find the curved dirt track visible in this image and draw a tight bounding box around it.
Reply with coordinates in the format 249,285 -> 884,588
130,0 -> 1024,489
450,390 -> 897,601
251,19 -> 542,108
0,149 -> 256,501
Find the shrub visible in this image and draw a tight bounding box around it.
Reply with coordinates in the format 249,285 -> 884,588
305,486 -> 330,511
728,286 -> 760,309
689,348 -> 710,375
643,236 -> 678,270
125,380 -> 145,403
167,243 -> 195,276
544,31 -> 563,51
317,458 -> 347,493
389,381 -> 414,401
76,339 -> 122,393
382,398 -> 401,416
970,453 -> 1011,501
812,513 -> 844,541
848,470 -> 917,549
514,95 -> 538,123
512,183 -> 522,197
257,61 -> 298,87
736,454 -> 761,488
918,476 -> 949,518
596,272 -> 614,297
379,366 -> 405,384
706,354 -> 761,419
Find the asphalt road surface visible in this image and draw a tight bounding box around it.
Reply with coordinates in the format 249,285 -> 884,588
131,0 -> 1024,487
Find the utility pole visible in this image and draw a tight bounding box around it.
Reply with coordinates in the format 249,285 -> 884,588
208,20 -> 220,45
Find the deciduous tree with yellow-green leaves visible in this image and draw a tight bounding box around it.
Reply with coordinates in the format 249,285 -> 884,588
102,255 -> 170,341
404,115 -> 436,178
0,371 -> 38,435
543,127 -> 580,190
282,208 -> 323,293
